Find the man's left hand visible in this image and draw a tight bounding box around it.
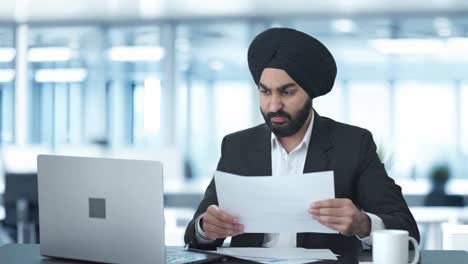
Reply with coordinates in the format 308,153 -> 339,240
308,198 -> 371,238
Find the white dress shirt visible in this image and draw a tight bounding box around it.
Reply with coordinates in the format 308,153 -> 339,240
196,111 -> 385,246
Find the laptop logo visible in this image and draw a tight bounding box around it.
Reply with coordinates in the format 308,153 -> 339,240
89,198 -> 106,219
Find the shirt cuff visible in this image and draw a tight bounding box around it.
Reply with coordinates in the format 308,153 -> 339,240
195,213 -> 216,244
356,212 -> 385,246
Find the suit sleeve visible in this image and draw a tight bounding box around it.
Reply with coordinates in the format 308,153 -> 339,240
356,130 -> 420,242
184,137 -> 228,249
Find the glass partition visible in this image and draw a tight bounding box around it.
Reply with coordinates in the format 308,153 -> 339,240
0,26 -> 15,144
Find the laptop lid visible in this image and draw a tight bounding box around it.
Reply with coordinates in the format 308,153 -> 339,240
38,155 -> 165,264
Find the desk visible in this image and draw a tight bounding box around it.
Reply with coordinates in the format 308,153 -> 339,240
410,206 -> 468,249
1,244 -> 467,264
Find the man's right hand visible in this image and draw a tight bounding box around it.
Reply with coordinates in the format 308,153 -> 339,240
202,205 -> 244,239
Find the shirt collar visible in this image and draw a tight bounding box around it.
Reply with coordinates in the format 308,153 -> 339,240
271,110 -> 315,150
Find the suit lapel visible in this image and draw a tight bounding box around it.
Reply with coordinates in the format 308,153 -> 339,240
303,111 -> 334,173
246,124 -> 272,176
297,111 -> 334,247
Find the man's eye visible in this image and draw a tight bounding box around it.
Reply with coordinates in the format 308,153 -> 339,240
283,91 -> 293,96
261,90 -> 270,94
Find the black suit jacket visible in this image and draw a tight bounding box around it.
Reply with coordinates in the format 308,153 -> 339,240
184,112 -> 419,258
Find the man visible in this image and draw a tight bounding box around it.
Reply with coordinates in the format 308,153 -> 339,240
184,28 -> 419,258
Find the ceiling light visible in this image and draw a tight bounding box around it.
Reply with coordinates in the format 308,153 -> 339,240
370,38 -> 446,55
108,46 -> 165,62
0,69 -> 15,83
331,19 -> 356,34
209,60 -> 224,71
0,48 -> 16,62
28,47 -> 72,62
35,68 -> 87,83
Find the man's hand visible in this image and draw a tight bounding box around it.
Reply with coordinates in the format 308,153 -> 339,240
202,205 -> 244,240
308,198 -> 371,237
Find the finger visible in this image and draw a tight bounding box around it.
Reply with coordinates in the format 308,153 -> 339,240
204,222 -> 234,237
313,215 -> 352,234
204,213 -> 243,232
207,219 -> 243,233
310,207 -> 357,219
311,198 -> 351,209
313,214 -> 348,226
204,229 -> 224,239
313,215 -> 354,234
204,223 -> 242,238
207,205 -> 239,224
319,222 -> 351,235
308,207 -> 343,217
204,230 -> 225,239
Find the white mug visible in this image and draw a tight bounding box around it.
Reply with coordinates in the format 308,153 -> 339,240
372,230 -> 420,264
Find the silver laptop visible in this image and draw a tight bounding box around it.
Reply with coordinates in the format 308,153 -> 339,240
38,155 -> 165,263
37,155 -> 226,264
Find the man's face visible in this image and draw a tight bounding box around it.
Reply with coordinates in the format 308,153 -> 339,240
259,68 -> 312,138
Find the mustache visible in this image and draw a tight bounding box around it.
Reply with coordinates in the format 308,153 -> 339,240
266,111 -> 291,120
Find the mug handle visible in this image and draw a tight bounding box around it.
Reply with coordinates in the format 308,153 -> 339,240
409,236 -> 420,264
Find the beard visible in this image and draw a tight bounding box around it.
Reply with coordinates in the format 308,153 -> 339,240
261,99 -> 312,138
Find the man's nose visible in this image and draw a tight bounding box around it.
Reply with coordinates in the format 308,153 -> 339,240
269,93 -> 283,113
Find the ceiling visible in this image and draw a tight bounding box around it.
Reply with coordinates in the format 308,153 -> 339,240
1,0 -> 468,23
2,0 -> 468,81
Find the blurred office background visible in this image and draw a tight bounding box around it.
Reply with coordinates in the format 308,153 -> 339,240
1,0 -> 468,250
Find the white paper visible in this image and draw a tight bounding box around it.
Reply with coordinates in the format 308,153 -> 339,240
216,247 -> 338,264
214,171 -> 336,233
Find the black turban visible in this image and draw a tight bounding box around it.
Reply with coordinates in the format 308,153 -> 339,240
248,28 -> 337,99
